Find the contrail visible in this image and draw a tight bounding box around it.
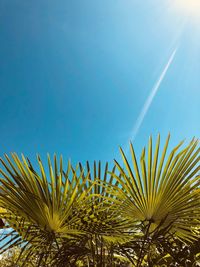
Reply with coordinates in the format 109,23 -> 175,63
129,47 -> 178,142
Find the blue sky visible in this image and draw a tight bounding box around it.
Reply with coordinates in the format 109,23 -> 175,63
0,0 -> 199,167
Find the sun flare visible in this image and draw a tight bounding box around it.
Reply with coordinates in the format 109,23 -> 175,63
174,0 -> 200,17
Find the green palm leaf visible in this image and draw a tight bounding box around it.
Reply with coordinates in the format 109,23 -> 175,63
112,135 -> 200,241
0,155 -> 102,264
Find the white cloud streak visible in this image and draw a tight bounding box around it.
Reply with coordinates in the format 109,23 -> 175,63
130,47 -> 178,142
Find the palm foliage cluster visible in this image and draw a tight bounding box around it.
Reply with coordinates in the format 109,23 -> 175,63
0,135 -> 199,266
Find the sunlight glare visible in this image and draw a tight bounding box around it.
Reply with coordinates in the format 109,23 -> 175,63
174,0 -> 200,17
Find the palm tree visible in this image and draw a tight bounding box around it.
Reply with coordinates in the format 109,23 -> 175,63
0,135 -> 199,266
0,155 -> 131,266
110,134 -> 200,266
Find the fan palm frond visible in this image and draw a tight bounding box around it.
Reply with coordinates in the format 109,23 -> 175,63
0,154 -> 99,264
112,135 -> 200,242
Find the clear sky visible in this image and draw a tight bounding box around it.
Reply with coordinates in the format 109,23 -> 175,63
0,0 -> 199,166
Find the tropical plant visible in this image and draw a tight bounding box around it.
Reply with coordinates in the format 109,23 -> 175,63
110,134 -> 200,266
0,156 -> 132,266
0,135 -> 199,266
